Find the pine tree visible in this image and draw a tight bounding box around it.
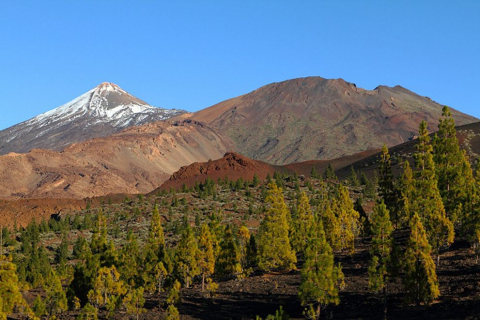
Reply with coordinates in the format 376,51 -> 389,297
257,182 -> 297,272
398,160 -> 415,226
403,213 -> 439,305
466,160 -> 480,262
88,265 -> 127,315
412,121 -> 454,264
166,280 -> 181,305
368,201 -> 393,319
334,185 -> 360,253
147,205 -> 166,257
454,151 -> 477,236
433,106 -> 466,223
45,269 -> 68,316
321,200 -> 341,250
323,163 -> 337,181
165,304 -> 180,320
55,233 -> 69,275
77,302 -> 98,320
216,225 -> 241,277
237,225 -> 251,275
198,224 -> 215,291
175,224 -> 200,288
299,221 -> 344,320
347,166 -> 360,187
246,235 -> 258,269
142,205 -> 168,293
0,256 -> 28,317
378,144 -> 399,227
120,231 -> 140,287
291,191 -> 314,254
123,286 -> 146,320
73,235 -> 90,260
90,209 -> 108,256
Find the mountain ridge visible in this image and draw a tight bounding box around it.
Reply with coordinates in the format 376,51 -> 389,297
187,76 -> 478,165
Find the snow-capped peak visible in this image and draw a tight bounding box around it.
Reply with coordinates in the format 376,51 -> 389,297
27,82 -> 181,127
0,82 -> 186,154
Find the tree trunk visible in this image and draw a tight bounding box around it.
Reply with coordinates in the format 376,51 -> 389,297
202,273 -> 205,292
316,303 -> 321,320
383,286 -> 387,320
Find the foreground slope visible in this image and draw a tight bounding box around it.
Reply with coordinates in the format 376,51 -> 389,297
0,82 -> 186,154
0,120 -> 229,199
189,77 -> 477,165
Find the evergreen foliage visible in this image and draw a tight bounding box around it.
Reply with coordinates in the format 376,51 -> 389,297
378,144 -> 399,226
175,223 -> 200,288
257,182 -> 297,272
323,163 -> 337,180
88,265 -> 127,316
198,223 -> 216,291
299,221 -> 344,320
412,121 -> 454,263
334,185 -> 360,253
433,106 -> 467,224
403,213 -> 439,305
368,201 -> 393,318
123,286 -> 146,320
216,225 -> 241,277
0,256 -> 29,317
291,191 -> 314,254
45,269 -> 68,316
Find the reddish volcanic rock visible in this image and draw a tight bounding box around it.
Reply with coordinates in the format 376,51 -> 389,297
159,152 -> 283,191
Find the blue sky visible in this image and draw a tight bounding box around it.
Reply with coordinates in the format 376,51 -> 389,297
0,1 -> 479,130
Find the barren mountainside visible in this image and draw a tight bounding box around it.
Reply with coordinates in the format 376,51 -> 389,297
0,82 -> 186,154
189,77 -> 478,165
0,120 -> 229,200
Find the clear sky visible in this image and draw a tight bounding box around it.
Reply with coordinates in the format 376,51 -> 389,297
1,1 -> 479,130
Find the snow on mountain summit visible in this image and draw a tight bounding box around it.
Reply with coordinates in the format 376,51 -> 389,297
31,82 -> 181,127
0,82 -> 186,154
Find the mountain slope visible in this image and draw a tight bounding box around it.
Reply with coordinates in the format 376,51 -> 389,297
158,149 -> 380,192
0,82 -> 186,154
336,121 -> 480,180
0,120 -> 230,199
188,77 -> 478,165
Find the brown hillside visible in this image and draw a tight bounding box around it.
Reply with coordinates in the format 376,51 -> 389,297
159,149 -> 380,192
0,120 -> 230,200
189,76 -> 478,165
158,152 -> 282,191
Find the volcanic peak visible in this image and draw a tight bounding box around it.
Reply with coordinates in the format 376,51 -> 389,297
0,82 -> 186,154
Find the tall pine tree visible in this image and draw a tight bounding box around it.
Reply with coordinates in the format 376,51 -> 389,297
433,106 -> 466,224
412,121 -> 454,264
257,182 -> 297,272
368,201 -> 393,319
378,144 -> 399,227
291,191 -> 314,255
299,220 -> 344,320
403,213 -> 439,306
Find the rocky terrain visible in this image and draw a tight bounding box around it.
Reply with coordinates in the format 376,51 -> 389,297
159,149 -> 380,192
0,82 -> 185,155
188,77 -> 478,164
0,120 -> 229,200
